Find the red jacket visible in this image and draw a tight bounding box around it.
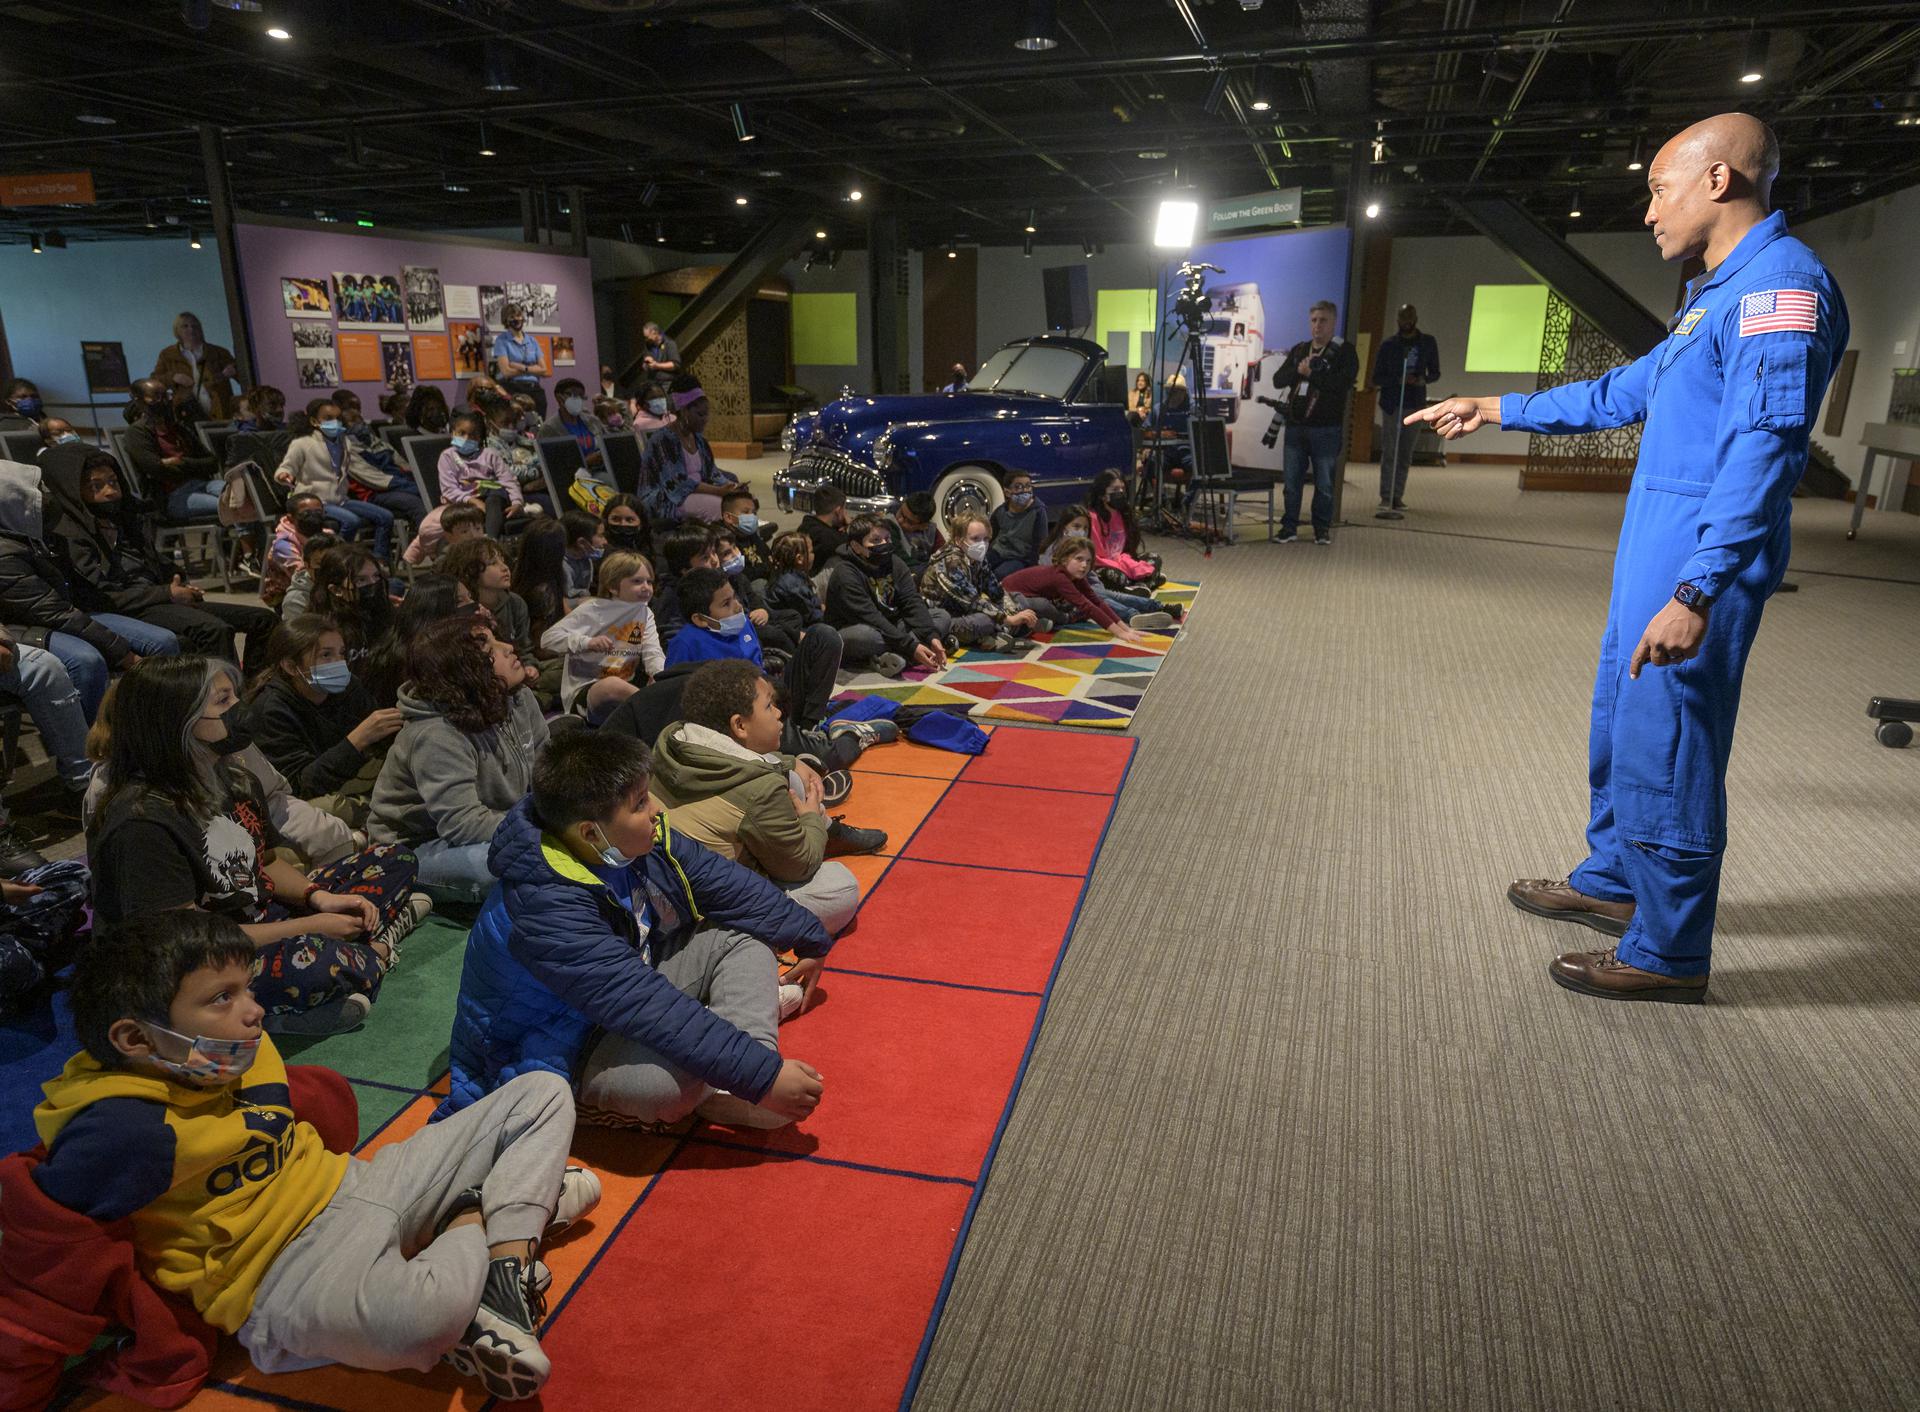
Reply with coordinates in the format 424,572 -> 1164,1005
0,1064 -> 357,1411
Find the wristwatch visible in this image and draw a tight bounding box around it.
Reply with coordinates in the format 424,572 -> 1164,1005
1673,582 -> 1712,610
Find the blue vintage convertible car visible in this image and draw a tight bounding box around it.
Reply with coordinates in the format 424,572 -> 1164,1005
774,335 -> 1133,521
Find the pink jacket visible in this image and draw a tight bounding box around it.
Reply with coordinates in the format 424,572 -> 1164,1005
1090,507 -> 1154,581
437,445 -> 523,508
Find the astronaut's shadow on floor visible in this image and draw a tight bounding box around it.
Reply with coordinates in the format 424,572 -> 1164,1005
1716,891 -> 1920,1008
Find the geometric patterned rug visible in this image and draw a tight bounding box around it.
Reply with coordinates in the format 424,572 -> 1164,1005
828,579 -> 1198,730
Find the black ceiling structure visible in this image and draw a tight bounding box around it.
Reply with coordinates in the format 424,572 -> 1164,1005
0,0 -> 1916,251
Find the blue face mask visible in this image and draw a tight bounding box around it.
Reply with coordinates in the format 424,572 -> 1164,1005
318,419 -> 343,437
705,610 -> 748,637
14,396 -> 42,417
590,824 -> 643,870
721,551 -> 746,576
451,435 -> 479,456
564,395 -> 587,417
307,660 -> 352,694
734,513 -> 759,537
1009,489 -> 1034,507
647,398 -> 669,416
54,432 -> 81,445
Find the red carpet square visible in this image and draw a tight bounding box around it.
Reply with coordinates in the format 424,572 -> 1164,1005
536,1143 -> 971,1412
958,724 -> 1134,795
716,970 -> 1038,1181
904,780 -> 1114,876
830,859 -> 1085,994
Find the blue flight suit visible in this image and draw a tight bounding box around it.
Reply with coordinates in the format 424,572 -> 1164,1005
1500,211 -> 1847,977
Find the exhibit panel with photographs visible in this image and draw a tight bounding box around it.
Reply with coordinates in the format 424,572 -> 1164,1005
380,336 -> 415,385
290,321 -> 335,352
282,276 -> 331,317
553,335 -> 576,366
333,272 -> 407,330
402,265 -> 446,331
450,320 -> 486,377
503,281 -> 561,331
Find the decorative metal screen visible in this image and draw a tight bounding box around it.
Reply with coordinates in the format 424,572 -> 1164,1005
1522,290 -> 1642,490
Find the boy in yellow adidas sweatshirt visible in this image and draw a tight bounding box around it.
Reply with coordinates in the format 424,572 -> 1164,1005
32,911 -> 599,1402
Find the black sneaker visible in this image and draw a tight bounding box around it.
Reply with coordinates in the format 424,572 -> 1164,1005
826,816 -> 887,854
1276,531 -> 1298,544
261,993 -> 371,1037
443,1256 -> 551,1401
1314,533 -> 1331,546
0,825 -> 46,879
827,718 -> 900,750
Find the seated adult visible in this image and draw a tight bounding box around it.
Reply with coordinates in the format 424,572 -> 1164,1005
368,616 -> 549,903
651,660 -> 878,933
245,614 -> 404,827
150,310 -> 240,419
538,377 -> 609,476
440,728 -> 829,1132
123,378 -> 221,519
489,301 -> 549,415
275,397 -> 401,560
87,655 -> 421,1036
0,457 -> 178,718
40,443 -> 276,670
824,513 -> 951,675
36,417 -> 80,453
641,375 -> 735,525
0,378 -> 43,431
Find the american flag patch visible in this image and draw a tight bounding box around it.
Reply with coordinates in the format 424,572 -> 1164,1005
1739,289 -> 1818,337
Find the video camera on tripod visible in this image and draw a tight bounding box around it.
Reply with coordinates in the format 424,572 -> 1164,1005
1169,261 -> 1225,339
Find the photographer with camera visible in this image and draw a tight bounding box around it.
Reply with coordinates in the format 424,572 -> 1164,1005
1271,300 -> 1359,545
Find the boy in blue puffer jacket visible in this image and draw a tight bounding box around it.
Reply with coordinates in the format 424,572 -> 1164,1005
436,729 -> 829,1132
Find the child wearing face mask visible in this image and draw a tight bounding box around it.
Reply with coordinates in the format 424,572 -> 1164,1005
539,552 -> 664,724
986,472 -> 1049,581
244,615 -> 407,829
86,656 -> 423,1035
628,381 -> 675,436
558,509 -> 606,603
438,409 -> 524,537
1087,470 -> 1164,589
599,493 -> 653,559
537,378 -> 610,475
662,567 -> 763,669
263,492 -> 328,608
34,910 -> 594,1401
919,511 -> 1049,652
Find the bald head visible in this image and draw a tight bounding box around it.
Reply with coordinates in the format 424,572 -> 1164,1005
1643,113 -> 1780,265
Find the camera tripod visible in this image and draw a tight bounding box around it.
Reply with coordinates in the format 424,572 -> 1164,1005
1139,262 -> 1233,544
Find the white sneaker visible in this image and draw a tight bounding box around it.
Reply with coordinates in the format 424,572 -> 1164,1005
443,1256 -> 551,1400
777,983 -> 806,1022
545,1163 -> 602,1240
1128,611 -> 1173,631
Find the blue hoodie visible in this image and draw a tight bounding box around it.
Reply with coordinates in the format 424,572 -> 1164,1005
436,796 -> 830,1118
663,618 -> 763,669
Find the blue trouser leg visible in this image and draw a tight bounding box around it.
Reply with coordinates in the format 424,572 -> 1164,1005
42,633 -> 108,722
1279,427 -> 1309,534
1613,842 -> 1720,978
1305,424 -> 1340,535
1095,584 -> 1160,618
0,646 -> 93,787
91,613 -> 182,659
1567,626 -> 1634,903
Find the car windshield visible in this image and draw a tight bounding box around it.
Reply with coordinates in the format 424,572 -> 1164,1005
970,344 -> 1089,400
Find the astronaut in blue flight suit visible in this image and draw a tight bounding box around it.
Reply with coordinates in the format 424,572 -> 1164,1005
1407,114 -> 1847,1004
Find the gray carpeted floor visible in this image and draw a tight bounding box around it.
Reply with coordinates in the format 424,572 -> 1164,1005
911,467 -> 1920,1412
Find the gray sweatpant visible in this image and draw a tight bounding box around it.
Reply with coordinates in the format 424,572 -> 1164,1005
237,1071 -> 576,1375
784,861 -> 860,935
576,927 -> 779,1125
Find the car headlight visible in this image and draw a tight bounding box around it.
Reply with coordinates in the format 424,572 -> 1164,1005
872,430 -> 894,467
779,419 -> 798,452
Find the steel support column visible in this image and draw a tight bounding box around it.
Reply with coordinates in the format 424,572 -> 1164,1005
198,123 -> 254,387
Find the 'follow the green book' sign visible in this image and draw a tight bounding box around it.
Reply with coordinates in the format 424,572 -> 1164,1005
1208,188 -> 1303,233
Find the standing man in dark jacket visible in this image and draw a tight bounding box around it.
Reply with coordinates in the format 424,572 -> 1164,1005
1371,304 -> 1442,512
824,515 -> 951,675
1271,300 -> 1360,544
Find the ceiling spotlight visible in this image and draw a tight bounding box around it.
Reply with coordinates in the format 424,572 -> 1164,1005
29,233 -> 42,254
1249,66 -> 1273,113
1023,234 -> 1034,258
482,39 -> 520,93
1567,189 -> 1583,218
445,180 -> 468,193
814,228 -> 828,240
730,102 -> 755,143
188,227 -> 202,249
1081,238 -> 1094,259
1740,31 -> 1766,84
143,202 -> 158,228
1626,135 -> 1646,172
1023,207 -> 1037,234
1203,70 -> 1228,116
1364,200 -> 1382,220
848,187 -> 863,202
945,242 -> 958,259
76,112 -> 116,126
477,119 -> 496,158
1015,0 -> 1059,51
734,195 -> 749,206
265,25 -> 289,40
655,221 -> 666,244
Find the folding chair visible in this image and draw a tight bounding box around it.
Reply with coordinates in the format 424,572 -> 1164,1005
602,430 -> 646,497
0,429 -> 41,463
535,436 -> 585,512
403,435 -> 453,509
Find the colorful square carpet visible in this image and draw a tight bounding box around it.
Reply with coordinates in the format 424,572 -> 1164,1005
829,579 -> 1197,730
33,724 -> 1139,1412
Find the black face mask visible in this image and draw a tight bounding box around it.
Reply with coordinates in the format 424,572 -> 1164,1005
864,544 -> 894,568
420,409 -> 449,432
210,718 -> 252,756
355,581 -> 386,612
293,511 -> 327,537
606,524 -> 647,551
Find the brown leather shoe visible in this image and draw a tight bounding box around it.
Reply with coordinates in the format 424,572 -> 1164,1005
1548,947 -> 1708,1004
1507,878 -> 1634,937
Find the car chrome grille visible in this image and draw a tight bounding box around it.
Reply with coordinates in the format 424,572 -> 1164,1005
786,446 -> 887,501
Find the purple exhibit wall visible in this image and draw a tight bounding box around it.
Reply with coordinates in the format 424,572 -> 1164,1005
231,216 -> 598,405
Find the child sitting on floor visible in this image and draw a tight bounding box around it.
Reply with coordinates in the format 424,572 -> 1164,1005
1087,469 -> 1165,589
986,470 -> 1049,580
402,501 -> 486,571
440,729 -> 829,1132
539,551 -> 664,724
1043,504 -> 1182,625
919,511 -> 1048,652
39,910 -> 596,1400
651,660 -> 881,934
558,509 -> 605,604
663,566 -> 764,669
444,536 -> 533,660
1001,537 -> 1168,643
766,530 -> 826,628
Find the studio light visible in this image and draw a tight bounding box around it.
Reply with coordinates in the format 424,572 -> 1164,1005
1249,66 -> 1273,113
1364,200 -> 1382,220
1626,135 -> 1646,172
946,243 -> 958,259
730,102 -> 755,143
482,40 -> 520,93
1568,189 -> 1583,219
1740,31 -> 1766,84
1153,198 -> 1198,248
815,228 -> 828,240
1024,207 -> 1037,234
477,120 -> 496,158
1015,0 -> 1059,51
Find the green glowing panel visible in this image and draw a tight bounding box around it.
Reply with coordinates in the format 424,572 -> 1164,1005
1465,284 -> 1553,373
791,292 -> 859,365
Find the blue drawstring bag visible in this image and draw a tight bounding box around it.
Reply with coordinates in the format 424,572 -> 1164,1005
904,708 -> 989,755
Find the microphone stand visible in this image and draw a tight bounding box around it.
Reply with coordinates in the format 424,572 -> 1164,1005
1374,343 -> 1416,521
